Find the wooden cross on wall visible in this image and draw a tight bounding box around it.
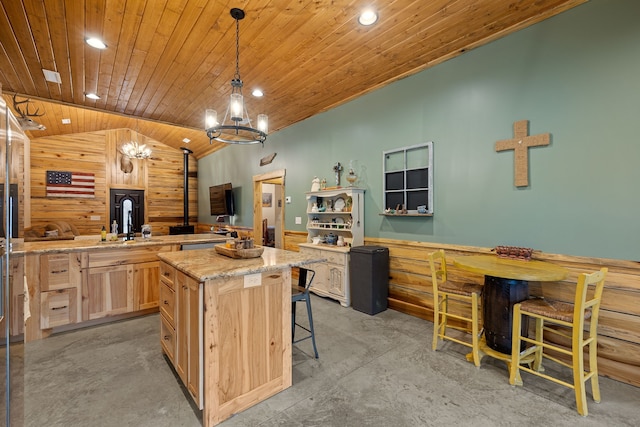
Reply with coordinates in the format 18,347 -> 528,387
495,120 -> 550,187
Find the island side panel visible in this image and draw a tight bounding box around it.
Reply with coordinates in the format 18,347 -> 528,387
203,268 -> 292,427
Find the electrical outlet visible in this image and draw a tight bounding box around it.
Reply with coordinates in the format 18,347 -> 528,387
295,217 -> 302,224
285,196 -> 292,204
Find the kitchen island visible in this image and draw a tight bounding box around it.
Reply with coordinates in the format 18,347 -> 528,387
14,233 -> 227,342
157,246 -> 323,427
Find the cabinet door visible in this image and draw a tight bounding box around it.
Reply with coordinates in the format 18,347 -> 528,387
307,261 -> 329,294
175,270 -> 202,408
175,271 -> 189,384
327,263 -> 345,297
187,277 -> 201,407
133,261 -> 160,311
84,264 -> 133,320
0,257 -> 25,338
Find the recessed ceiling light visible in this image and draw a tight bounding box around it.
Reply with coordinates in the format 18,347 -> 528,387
85,37 -> 107,49
358,9 -> 378,26
252,89 -> 264,97
61,118 -> 71,124
182,138 -> 191,143
85,93 -> 100,100
42,68 -> 62,84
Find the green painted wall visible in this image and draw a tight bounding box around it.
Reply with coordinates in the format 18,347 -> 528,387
198,0 -> 640,260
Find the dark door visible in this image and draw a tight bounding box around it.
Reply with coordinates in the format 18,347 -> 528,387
110,189 -> 145,234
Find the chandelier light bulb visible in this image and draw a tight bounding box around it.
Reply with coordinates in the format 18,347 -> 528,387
230,93 -> 244,122
205,109 -> 218,128
257,114 -> 268,133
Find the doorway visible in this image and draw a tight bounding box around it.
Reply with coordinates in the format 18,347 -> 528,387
253,170 -> 285,248
110,189 -> 145,234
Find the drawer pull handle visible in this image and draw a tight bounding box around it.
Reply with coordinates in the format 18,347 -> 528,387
51,269 -> 68,274
51,305 -> 68,311
163,335 -> 171,341
163,300 -> 169,305
163,272 -> 171,277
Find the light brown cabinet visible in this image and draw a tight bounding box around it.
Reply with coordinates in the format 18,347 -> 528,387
83,264 -> 133,320
134,260 -> 161,311
160,262 -> 202,409
24,244 -> 180,341
40,288 -> 78,328
0,257 -> 25,339
39,253 -> 82,328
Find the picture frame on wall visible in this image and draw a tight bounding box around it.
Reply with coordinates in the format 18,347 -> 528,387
262,193 -> 272,207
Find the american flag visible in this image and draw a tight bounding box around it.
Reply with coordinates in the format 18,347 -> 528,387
46,171 -> 95,198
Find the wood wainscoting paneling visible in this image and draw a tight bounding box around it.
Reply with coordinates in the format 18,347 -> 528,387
282,233 -> 640,388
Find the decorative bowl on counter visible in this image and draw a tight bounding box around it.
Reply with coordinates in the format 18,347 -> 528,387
215,244 -> 264,259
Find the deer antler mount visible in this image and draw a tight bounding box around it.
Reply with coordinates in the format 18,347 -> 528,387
12,94 -> 46,131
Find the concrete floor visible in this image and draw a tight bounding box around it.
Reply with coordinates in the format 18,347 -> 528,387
12,295 -> 640,426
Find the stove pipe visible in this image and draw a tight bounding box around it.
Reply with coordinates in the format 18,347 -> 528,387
181,147 -> 193,226
169,147 -> 195,235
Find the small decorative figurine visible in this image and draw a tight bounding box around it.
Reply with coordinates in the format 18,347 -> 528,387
311,176 -> 320,192
320,178 -> 327,190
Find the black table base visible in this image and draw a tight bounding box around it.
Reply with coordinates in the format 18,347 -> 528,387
482,275 -> 529,354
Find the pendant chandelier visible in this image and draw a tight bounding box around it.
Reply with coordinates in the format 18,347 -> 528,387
205,8 -> 268,145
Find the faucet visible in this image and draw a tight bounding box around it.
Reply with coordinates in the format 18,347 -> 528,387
126,212 -> 134,241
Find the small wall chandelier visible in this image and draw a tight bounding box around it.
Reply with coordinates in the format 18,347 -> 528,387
122,140 -> 152,159
122,125 -> 151,159
205,8 -> 268,145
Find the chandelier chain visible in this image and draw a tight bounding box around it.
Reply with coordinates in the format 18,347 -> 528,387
234,17 -> 241,82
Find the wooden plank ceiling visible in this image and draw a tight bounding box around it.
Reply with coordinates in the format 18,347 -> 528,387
0,0 -> 587,159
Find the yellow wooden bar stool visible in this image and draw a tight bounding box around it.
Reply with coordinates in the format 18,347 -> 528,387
509,268 -> 607,416
429,249 -> 483,366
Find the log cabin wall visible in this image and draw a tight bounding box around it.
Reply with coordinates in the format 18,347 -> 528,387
29,129 -> 197,235
273,232 -> 640,389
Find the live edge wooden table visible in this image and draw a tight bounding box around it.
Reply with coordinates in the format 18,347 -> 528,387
453,255 -> 568,363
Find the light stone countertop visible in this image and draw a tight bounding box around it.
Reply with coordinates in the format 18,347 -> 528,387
157,246 -> 325,282
11,233 -> 228,255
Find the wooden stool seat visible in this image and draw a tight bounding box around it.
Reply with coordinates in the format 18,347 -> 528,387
439,281 -> 483,297
519,298 -> 591,323
429,249 -> 483,367
509,268 -> 607,417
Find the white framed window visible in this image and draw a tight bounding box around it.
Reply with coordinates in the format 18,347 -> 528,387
383,142 -> 433,215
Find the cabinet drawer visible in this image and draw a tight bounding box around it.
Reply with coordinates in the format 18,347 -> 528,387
41,288 -> 78,328
159,262 -> 175,288
41,254 -> 79,291
160,314 -> 176,364
159,280 -> 176,326
324,251 -> 347,266
300,246 -> 346,266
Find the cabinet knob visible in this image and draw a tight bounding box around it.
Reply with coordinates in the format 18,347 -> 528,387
163,335 -> 171,341
163,300 -> 169,305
